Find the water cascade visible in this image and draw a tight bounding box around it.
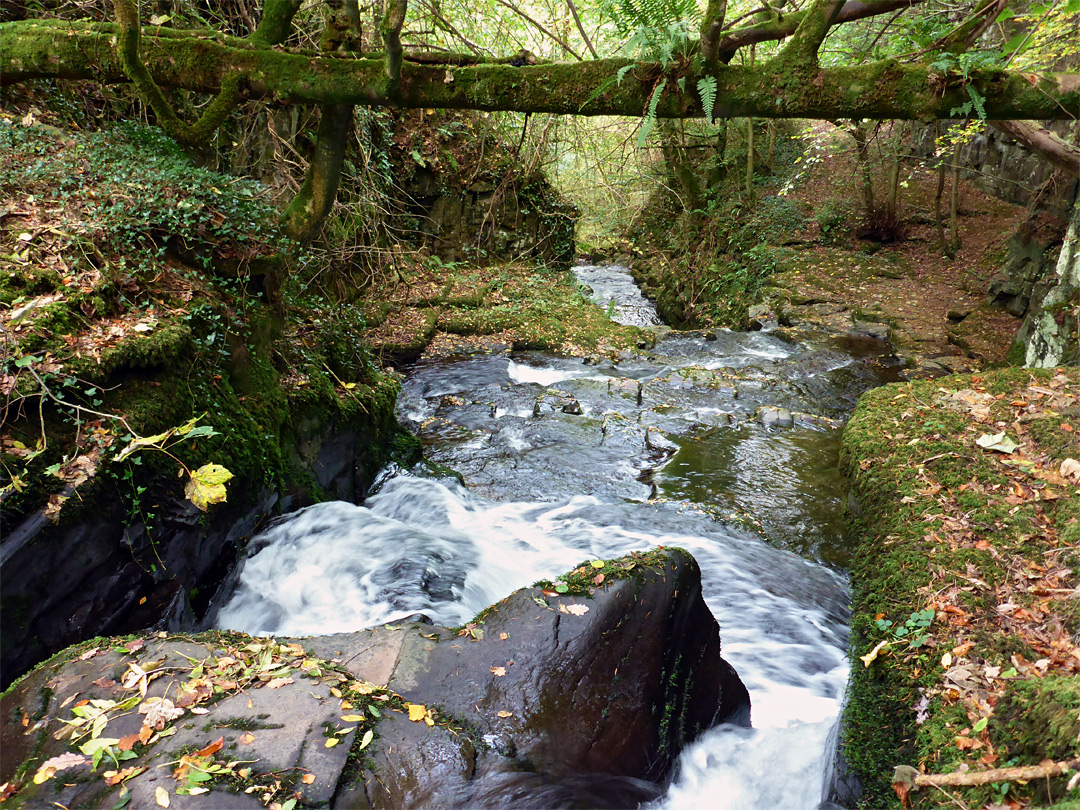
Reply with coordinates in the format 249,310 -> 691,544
215,265 -> 901,808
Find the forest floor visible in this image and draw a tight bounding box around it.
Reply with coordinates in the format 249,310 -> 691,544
764,124 -> 1032,375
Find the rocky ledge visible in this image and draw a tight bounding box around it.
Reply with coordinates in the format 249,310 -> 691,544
1,547 -> 748,809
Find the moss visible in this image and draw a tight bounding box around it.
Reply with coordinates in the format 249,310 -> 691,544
841,367 -> 1080,808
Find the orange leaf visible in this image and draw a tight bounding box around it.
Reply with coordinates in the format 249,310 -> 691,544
302,773 -> 316,785
593,573 -> 605,585
194,737 -> 224,759
118,733 -> 141,751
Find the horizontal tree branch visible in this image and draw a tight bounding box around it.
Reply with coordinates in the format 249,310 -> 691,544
2,19 -> 1078,121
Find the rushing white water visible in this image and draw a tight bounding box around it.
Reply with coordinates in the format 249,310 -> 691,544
213,265 -> 892,809
216,475 -> 849,810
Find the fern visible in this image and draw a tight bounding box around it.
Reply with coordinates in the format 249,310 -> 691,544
616,64 -> 634,86
697,76 -> 717,122
637,77 -> 667,147
601,0 -> 699,63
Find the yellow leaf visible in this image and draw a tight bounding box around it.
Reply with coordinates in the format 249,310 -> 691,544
341,714 -> 365,722
496,710 -> 513,718
499,632 -> 509,640
407,703 -> 427,722
860,640 -> 891,667
184,463 -> 234,511
325,738 -> 340,748
155,786 -> 171,807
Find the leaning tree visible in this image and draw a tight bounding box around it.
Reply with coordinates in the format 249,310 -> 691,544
2,0 -> 1077,239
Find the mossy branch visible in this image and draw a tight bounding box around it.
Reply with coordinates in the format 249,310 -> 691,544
250,0 -> 304,46
776,0 -> 845,67
3,17 -> 1078,121
699,0 -> 728,71
113,0 -> 243,147
283,103 -> 353,244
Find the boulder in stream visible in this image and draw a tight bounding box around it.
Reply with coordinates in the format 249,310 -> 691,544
0,548 -> 748,809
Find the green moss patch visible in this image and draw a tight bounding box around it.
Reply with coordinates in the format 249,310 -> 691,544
842,367 -> 1080,808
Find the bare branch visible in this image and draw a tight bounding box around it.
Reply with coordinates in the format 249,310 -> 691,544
565,0 -> 598,59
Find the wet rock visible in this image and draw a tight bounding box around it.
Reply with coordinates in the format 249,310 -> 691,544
758,406 -> 795,428
359,547 -> 749,807
561,398 -> 584,415
747,303 -> 778,331
2,550 -> 748,810
851,321 -> 891,342
645,427 -> 680,455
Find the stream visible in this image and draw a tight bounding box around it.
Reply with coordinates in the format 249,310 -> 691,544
215,264 -> 903,808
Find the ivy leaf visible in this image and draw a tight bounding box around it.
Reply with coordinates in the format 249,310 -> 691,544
184,463 -> 234,510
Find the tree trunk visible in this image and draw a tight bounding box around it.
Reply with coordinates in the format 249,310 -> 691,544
949,138 -> 962,255
852,121 -> 875,216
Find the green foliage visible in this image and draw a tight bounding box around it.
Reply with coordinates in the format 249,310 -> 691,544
0,120 -> 288,275
696,77 -> 717,123
637,78 -> 668,147
601,0 -> 699,62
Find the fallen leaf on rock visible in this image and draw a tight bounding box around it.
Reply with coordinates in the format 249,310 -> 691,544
32,752 -> 88,784
325,738 -> 340,748
341,714 -> 365,722
302,774 -> 316,785
240,733 -> 255,744
359,729 -> 373,750
265,677 -> 293,689
490,666 -> 506,677
139,697 -> 183,729
156,786 -> 171,807
496,710 -> 513,718
407,703 -> 427,722
558,604 -> 589,616
195,737 -> 223,758
103,766 -> 145,786
499,632 -> 509,640
79,647 -> 100,661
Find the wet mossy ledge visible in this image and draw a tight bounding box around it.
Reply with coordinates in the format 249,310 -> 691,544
0,547 -> 749,809
839,367 -> 1080,808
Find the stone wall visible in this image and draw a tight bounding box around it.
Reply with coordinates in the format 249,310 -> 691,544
910,122 -> 1078,216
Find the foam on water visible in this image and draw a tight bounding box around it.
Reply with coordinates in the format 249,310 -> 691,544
215,475 -> 848,809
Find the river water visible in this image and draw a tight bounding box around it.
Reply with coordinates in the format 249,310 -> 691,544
215,265 -> 901,808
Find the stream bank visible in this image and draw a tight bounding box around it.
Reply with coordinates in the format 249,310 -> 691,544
840,367 -> 1080,809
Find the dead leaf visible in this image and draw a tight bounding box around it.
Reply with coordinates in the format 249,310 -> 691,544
32,752 -> 88,784
194,737 -> 224,758
860,640 -> 891,667
1061,458 -> 1080,481
78,647 -> 100,661
496,710 -> 513,718
139,697 -> 184,729
490,666 -> 506,677
562,604 -> 589,616
302,773 -> 316,785
155,786 -> 171,807
265,677 -> 293,689
976,432 -> 1019,454
240,733 -> 255,744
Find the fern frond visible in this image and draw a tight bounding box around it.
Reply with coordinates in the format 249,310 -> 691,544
637,77 -> 667,148
697,76 -> 717,122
